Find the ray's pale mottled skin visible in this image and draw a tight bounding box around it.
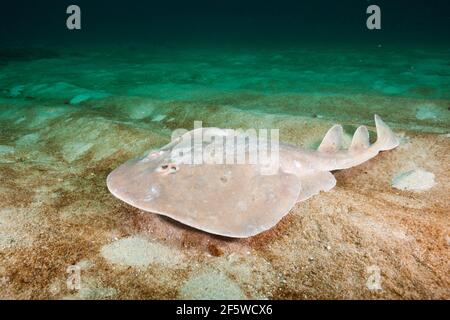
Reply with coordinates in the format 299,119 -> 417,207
107,115 -> 399,238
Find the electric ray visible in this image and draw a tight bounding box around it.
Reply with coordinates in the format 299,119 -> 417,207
107,115 -> 399,238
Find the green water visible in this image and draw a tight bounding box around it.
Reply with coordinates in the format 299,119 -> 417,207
1,46 -> 449,136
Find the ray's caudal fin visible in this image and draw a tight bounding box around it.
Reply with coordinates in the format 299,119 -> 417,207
319,115 -> 399,154
373,114 -> 400,151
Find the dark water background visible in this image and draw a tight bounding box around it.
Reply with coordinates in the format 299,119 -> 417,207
0,1 -> 448,133
1,0 -> 449,48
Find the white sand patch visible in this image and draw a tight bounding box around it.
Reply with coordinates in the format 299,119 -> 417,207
392,168 -> 436,191
127,103 -> 156,120
15,133 -> 40,146
179,269 -> 245,300
0,145 -> 14,154
415,105 -> 440,120
152,114 -> 167,122
100,235 -> 183,268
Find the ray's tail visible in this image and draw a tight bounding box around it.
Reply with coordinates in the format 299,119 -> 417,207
318,115 -> 399,154
315,115 -> 399,170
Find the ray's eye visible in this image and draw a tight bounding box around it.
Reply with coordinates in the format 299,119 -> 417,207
156,164 -> 170,173
157,163 -> 179,175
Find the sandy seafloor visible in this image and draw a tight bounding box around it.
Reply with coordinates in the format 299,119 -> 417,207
0,46 -> 449,299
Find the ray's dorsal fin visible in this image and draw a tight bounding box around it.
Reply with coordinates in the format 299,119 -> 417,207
350,126 -> 370,152
318,125 -> 343,153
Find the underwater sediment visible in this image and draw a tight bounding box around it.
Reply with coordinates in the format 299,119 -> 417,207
0,47 -> 449,299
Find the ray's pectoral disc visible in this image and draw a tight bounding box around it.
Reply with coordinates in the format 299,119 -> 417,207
107,153 -> 301,238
